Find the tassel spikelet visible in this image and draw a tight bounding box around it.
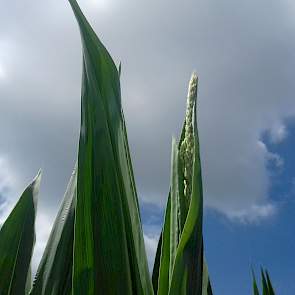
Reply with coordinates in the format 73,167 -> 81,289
180,72 -> 198,205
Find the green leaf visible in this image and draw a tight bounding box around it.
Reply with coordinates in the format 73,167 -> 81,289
202,259 -> 213,295
30,166 -> 77,295
169,74 -> 204,295
153,74 -> 212,295
157,194 -> 171,294
261,269 -> 269,295
152,233 -> 163,293
265,271 -> 275,295
169,127 -> 203,294
156,138 -> 181,295
0,171 -> 41,295
169,138 -> 180,282
252,269 -> 260,295
68,0 -> 153,294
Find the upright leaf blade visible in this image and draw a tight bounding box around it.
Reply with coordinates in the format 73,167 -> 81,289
0,171 -> 41,295
202,259 -> 213,295
30,167 -> 77,295
157,195 -> 171,294
252,269 -> 260,295
68,1 -> 153,294
169,138 -> 180,281
261,269 -> 269,295
152,233 -> 163,293
265,271 -> 275,295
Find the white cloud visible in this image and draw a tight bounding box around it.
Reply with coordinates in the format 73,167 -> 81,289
226,203 -> 276,223
0,157 -> 20,225
258,140 -> 284,168
32,210 -> 53,274
269,122 -> 288,144
144,233 -> 159,271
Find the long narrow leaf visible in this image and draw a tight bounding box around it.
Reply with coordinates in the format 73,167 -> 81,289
152,233 -> 163,292
202,259 -> 213,295
252,269 -> 260,295
265,271 -> 275,295
169,138 -> 180,281
0,171 -> 41,295
68,0 -> 153,294
157,195 -> 171,294
30,166 -> 77,295
261,269 -> 269,295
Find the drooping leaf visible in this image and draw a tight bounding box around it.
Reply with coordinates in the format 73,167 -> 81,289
0,171 -> 41,295
68,0 -> 153,294
30,166 -> 77,295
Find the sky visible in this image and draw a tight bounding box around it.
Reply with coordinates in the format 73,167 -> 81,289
0,0 -> 295,294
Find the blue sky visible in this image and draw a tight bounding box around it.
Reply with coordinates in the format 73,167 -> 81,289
142,119 -> 295,294
1,0 -> 295,294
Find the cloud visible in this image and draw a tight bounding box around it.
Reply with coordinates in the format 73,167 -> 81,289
0,157 -> 21,225
269,122 -> 288,144
32,210 -> 54,274
144,233 -> 159,271
226,203 -> 276,224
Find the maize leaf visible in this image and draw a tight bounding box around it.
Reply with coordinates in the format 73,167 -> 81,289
152,233 -> 163,292
156,138 -> 180,294
252,270 -> 260,295
0,171 -> 41,295
202,260 -> 213,295
265,271 -> 275,295
157,194 -> 171,294
252,269 -> 276,295
261,269 -> 269,295
68,0 -> 153,294
30,167 -> 77,295
261,269 -> 276,295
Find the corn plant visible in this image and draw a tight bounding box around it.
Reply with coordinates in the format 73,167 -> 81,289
152,73 -> 212,295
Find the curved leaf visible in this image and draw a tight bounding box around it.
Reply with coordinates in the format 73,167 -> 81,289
0,171 -> 41,295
